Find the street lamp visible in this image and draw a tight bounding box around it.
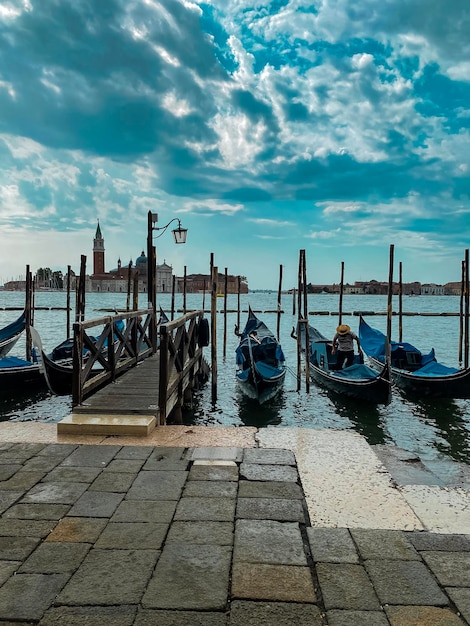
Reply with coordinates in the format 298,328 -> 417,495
147,211 -> 188,350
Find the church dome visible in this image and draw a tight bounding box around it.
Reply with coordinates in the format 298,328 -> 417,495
135,251 -> 147,265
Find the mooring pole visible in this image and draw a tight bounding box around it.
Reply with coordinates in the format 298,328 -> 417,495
210,254 -> 217,402
277,264 -> 283,341
223,268 -> 228,359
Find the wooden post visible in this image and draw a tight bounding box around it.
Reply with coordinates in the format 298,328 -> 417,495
277,264 -> 283,341
301,250 -> 310,393
25,265 -> 32,362
398,261 -> 403,342
237,276 -> 241,329
465,249 -> 469,369
66,265 -> 71,338
171,275 -> 176,320
296,253 -> 302,391
158,325 -> 169,425
211,255 -> 217,402
223,268 -> 228,358
338,261 -> 344,325
126,261 -> 132,311
459,259 -> 464,366
183,266 -> 187,314
386,244 -> 394,366
133,273 -> 139,310
292,288 -> 296,316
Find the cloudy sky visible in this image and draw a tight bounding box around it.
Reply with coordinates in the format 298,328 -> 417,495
0,0 -> 469,290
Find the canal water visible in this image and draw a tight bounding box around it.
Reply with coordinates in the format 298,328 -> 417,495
1,290 -> 470,477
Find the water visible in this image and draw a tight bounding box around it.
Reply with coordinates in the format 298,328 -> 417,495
1,290 -> 470,474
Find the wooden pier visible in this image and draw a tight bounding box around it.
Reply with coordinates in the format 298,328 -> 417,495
58,309 -> 209,437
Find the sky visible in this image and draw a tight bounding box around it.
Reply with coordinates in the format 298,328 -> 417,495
0,0 -> 469,291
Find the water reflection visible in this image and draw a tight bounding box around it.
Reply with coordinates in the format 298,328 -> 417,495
235,389 -> 285,427
325,391 -> 390,446
410,396 -> 470,463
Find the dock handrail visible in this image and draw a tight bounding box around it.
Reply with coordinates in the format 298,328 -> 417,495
158,310 -> 207,424
72,308 -> 154,405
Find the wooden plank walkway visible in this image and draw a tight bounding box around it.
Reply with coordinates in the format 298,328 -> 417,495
72,354 -> 161,418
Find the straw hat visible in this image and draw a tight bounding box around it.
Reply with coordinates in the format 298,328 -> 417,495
336,324 -> 350,335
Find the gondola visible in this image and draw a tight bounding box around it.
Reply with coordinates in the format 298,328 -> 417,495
298,323 -> 391,404
359,316 -> 470,398
0,354 -> 45,392
235,308 -> 286,403
0,311 -> 26,358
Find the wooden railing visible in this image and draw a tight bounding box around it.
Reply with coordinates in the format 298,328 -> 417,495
158,310 -> 208,424
72,308 -> 154,405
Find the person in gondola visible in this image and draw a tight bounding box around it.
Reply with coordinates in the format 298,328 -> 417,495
331,324 -> 362,370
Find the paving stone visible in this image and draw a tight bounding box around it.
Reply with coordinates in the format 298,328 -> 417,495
142,447 -> 188,470
95,521 -> 169,549
239,462 -> 298,482
3,502 -> 70,520
60,445 -> 121,467
39,605 -> 137,626
126,470 -> 188,500
365,558 -> 448,605
420,551 -> 470,586
307,527 -> 359,564
19,542 -> 90,573
22,481 -> 88,504
231,562 -> 316,602
385,605 -> 466,625
233,519 -> 306,566
135,609 -> 227,626
188,465 -> 238,482
407,532 -> 470,552
0,536 -> 40,561
238,479 -> 304,499
0,470 -> 45,490
327,610 -> 389,626
243,448 -> 296,465
446,588 -> 470,624
23,456 -> 63,472
0,560 -> 21,586
0,464 -> 22,481
37,444 -> 78,459
112,499 -> 177,523
46,517 -> 108,543
114,446 -> 154,460
189,446 -> 243,462
183,480 -> 238,498
175,496 -> 236,522
0,518 -> 53,538
57,548 -> 158,605
67,491 -> 124,517
350,528 -> 420,561
0,443 -> 46,460
228,600 -> 323,626
42,466 -> 102,483
236,497 -> 305,522
102,459 -> 145,472
88,471 -> 137,492
316,563 -> 381,610
0,490 -> 22,514
166,521 -> 234,546
0,572 -> 69,621
142,543 -> 232,610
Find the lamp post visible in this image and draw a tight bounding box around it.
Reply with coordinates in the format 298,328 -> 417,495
147,211 -> 188,351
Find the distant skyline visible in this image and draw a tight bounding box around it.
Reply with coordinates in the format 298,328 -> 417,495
0,1 -> 469,290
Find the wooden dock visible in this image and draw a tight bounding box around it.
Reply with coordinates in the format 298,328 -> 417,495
58,309 -> 209,437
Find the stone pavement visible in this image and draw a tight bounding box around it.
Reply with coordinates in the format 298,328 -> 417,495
0,439 -> 469,625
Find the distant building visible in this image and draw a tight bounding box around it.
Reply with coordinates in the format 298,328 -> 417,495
421,283 -> 445,295
65,222 -> 178,293
176,273 -> 249,294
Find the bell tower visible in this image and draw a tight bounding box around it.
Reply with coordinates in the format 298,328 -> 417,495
93,221 -> 105,275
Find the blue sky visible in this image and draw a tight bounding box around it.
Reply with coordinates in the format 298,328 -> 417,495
0,0 -> 469,290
